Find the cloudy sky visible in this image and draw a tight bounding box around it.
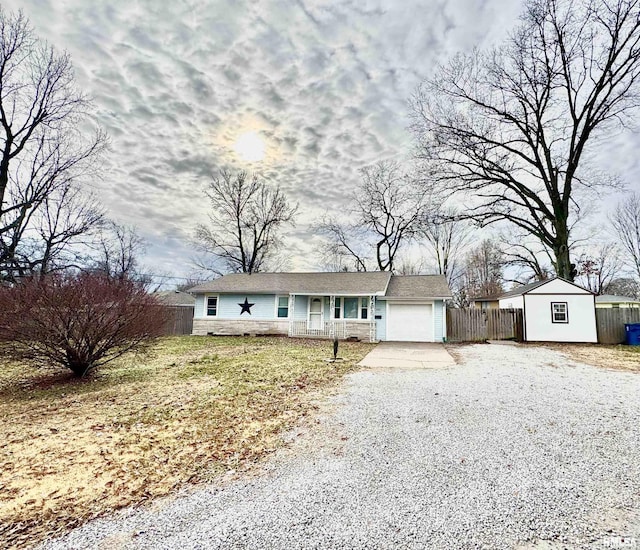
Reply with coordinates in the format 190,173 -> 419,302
7,0 -> 639,286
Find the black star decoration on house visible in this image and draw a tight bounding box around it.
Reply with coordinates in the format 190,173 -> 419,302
238,298 -> 255,315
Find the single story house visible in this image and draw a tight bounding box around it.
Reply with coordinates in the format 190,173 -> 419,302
470,295 -> 501,310
189,272 -> 452,343
595,294 -> 640,308
153,290 -> 196,307
499,277 -> 597,343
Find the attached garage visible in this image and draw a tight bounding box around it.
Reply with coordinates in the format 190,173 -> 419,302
386,303 -> 434,342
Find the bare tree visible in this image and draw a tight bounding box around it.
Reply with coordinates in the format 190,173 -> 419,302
22,184 -> 103,277
500,233 -> 555,284
460,239 -> 505,300
411,0 -> 640,280
195,170 -> 297,274
395,256 -> 431,275
611,192 -> 640,283
603,277 -> 640,298
420,207 -> 471,285
0,9 -> 106,281
317,161 -> 430,272
576,242 -> 625,294
92,221 -> 147,282
315,218 -> 370,272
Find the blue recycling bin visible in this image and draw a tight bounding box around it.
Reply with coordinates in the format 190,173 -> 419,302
624,323 -> 640,345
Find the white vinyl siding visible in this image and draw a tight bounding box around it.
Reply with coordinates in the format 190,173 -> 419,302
524,294 -> 596,343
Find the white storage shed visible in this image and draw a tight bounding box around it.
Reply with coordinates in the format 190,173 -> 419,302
499,278 -> 597,343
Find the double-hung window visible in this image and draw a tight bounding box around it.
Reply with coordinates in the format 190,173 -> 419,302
277,296 -> 289,318
360,298 -> 368,319
551,302 -> 568,323
207,296 -> 218,317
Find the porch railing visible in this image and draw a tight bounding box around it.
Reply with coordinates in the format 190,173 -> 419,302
289,320 -> 347,339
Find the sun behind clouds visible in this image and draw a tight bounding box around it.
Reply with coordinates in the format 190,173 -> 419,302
233,131 -> 266,162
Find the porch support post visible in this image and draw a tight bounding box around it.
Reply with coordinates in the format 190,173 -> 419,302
289,293 -> 295,337
329,295 -> 336,339
369,295 -> 376,343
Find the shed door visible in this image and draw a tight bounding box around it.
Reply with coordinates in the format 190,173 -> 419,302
386,303 -> 433,342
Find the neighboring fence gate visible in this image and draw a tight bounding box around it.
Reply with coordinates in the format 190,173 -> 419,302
596,308 -> 640,344
163,306 -> 194,336
446,308 -> 523,343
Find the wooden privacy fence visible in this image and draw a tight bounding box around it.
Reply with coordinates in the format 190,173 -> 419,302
596,308 -> 640,344
162,306 -> 194,336
446,308 -> 523,342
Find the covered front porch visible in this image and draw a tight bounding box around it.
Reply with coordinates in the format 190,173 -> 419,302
287,294 -> 377,343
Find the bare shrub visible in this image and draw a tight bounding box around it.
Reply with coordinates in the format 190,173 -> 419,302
0,272 -> 167,376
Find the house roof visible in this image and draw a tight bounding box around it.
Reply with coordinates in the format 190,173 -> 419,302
189,272 -> 452,298
153,290 -> 196,306
384,275 -> 452,298
189,272 -> 393,296
596,294 -> 640,304
471,295 -> 501,302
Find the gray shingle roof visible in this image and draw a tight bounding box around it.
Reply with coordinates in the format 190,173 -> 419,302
153,290 -> 196,306
384,275 -> 452,298
189,272 -> 452,298
499,277 -> 593,299
189,272 -> 392,296
596,294 -> 640,304
499,279 -> 549,299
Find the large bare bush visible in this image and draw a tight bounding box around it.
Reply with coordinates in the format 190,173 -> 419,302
0,272 -> 166,376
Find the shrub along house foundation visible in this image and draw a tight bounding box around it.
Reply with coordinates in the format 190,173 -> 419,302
189,272 -> 452,343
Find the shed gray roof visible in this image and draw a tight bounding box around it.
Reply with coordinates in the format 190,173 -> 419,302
500,277 -> 593,299
596,294 -> 640,304
153,290 -> 196,306
499,279 -> 549,299
384,275 -> 452,298
189,272 -> 452,298
189,272 -> 392,296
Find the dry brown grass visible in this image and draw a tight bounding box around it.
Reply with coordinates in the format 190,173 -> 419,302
0,336 -> 371,548
541,342 -> 640,372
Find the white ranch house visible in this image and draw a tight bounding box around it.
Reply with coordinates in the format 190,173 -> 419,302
189,272 -> 452,343
499,277 -> 597,343
595,294 -> 640,308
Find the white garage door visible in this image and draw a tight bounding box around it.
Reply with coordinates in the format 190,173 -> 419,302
386,303 -> 433,342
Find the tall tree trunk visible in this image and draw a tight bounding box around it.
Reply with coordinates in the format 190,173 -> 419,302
553,239 -> 572,281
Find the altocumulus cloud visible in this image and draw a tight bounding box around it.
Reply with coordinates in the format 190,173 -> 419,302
5,0 -> 566,281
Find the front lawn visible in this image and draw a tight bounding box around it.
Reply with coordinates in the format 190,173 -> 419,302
0,336 -> 371,548
543,342 -> 640,372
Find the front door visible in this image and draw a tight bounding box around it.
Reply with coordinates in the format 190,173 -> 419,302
309,297 -> 323,330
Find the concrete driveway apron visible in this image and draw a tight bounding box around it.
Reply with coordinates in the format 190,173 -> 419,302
358,341 -> 456,368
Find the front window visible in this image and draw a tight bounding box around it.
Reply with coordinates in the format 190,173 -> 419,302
551,302 -> 568,323
360,298 -> 368,319
277,296 -> 289,318
332,297 -> 372,319
334,299 -> 341,319
343,297 -> 359,319
207,296 -> 218,316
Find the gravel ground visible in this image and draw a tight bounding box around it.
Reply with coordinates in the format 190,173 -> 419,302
42,344 -> 640,550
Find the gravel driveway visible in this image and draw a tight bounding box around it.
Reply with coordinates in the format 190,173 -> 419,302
43,344 -> 640,549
